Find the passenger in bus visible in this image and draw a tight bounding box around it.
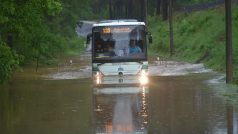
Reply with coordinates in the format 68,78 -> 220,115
129,40 -> 142,54
104,45 -> 116,56
95,44 -> 104,53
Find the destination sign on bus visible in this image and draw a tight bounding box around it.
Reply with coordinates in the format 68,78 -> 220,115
102,27 -> 131,34
103,27 -> 111,34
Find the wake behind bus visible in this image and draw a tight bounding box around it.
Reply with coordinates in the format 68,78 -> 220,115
90,20 -> 152,86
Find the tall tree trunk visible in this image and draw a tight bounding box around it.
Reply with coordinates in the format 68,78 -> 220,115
140,0 -> 144,21
169,0 -> 174,56
144,0 -> 148,23
162,0 -> 168,20
125,0 -> 128,18
156,0 -> 161,15
109,0 -> 113,19
225,0 -> 233,83
128,0 -> 133,18
109,0 -> 148,21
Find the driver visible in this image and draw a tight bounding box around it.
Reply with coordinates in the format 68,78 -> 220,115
129,40 -> 142,54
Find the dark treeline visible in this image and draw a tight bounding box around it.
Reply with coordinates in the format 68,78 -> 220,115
149,0 -> 218,20
109,0 -> 147,22
108,0 -> 216,21
108,0 -> 167,21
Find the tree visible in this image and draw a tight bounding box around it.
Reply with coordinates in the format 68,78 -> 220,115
109,0 -> 113,19
162,0 -> 169,20
0,40 -> 18,83
0,0 -> 62,83
225,0 -> 233,83
169,0 -> 174,56
108,0 -> 148,22
156,0 -> 161,15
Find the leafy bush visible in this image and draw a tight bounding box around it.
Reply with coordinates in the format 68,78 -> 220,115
0,40 -> 19,83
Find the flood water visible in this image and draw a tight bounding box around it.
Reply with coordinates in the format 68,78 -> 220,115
0,54 -> 238,134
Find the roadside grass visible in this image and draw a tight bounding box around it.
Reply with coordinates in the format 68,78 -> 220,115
148,5 -> 238,84
148,5 -> 238,106
63,36 -> 86,56
20,36 -> 86,71
39,36 -> 85,66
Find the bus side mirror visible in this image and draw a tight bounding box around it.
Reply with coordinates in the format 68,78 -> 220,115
86,33 -> 92,44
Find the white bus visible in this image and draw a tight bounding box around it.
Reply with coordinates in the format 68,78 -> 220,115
90,20 -> 152,85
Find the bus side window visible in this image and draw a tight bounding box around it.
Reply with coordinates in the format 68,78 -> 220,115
86,33 -> 92,44
137,40 -> 143,52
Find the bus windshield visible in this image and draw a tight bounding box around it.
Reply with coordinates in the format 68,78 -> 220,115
92,25 -> 147,62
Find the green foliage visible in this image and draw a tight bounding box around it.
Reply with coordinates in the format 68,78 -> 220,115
0,0 -> 64,60
0,40 -> 18,83
148,6 -> 238,84
0,0 -> 106,83
49,0 -> 106,38
45,0 -> 62,16
61,36 -> 85,56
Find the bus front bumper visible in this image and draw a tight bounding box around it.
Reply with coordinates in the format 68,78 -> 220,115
93,72 -> 149,86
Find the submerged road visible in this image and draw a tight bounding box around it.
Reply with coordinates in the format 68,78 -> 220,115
0,22 -> 238,134
0,51 -> 237,134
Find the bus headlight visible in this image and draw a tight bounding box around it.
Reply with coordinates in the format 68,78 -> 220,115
95,72 -> 102,85
139,70 -> 149,85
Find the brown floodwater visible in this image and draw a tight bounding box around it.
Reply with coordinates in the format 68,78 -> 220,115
0,54 -> 238,134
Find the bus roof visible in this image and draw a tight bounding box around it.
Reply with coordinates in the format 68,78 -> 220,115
93,20 -> 145,27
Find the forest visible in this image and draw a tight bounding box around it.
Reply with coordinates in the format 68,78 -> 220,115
0,0 -> 237,83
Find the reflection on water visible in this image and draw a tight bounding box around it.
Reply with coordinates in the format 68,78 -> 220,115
227,104 -> 234,134
0,73 -> 238,134
93,86 -> 149,134
0,79 -> 93,134
149,75 -> 238,134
